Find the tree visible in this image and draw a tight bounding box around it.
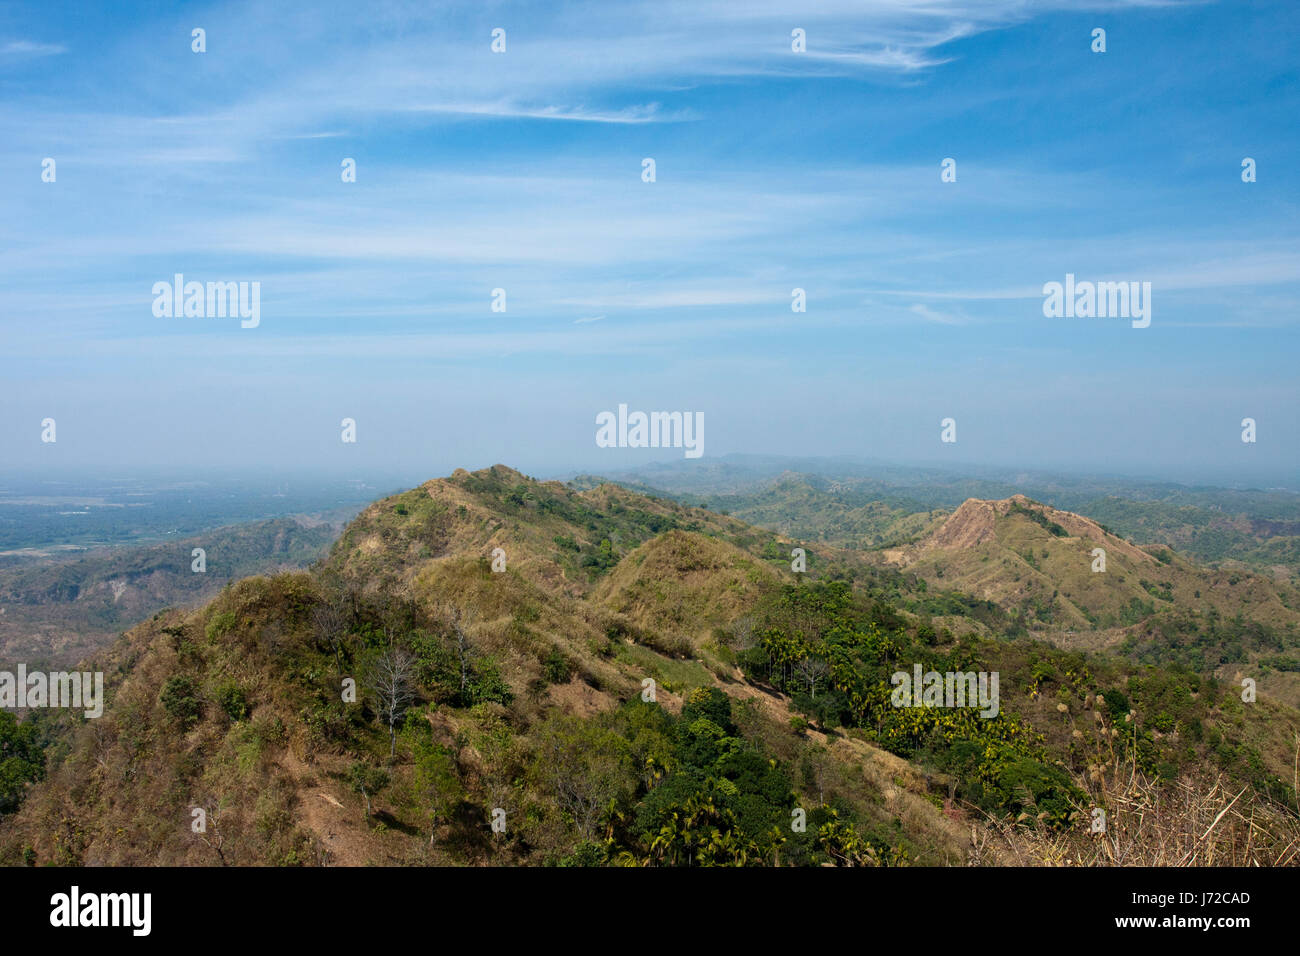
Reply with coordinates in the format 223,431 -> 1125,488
348,761 -> 390,821
368,647 -> 416,757
411,734 -> 464,845
194,799 -> 228,866
732,614 -> 758,651
531,715 -> 634,838
159,675 -> 203,729
816,811 -> 880,866
0,712 -> 45,815
642,780 -> 767,866
795,655 -> 830,699
311,600 -> 347,673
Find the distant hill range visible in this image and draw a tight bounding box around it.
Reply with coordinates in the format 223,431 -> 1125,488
0,518 -> 342,668
574,455 -> 1300,584
882,492 -> 1298,632
588,463 -> 1300,702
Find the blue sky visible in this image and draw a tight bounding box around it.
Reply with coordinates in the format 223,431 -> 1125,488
1,0 -> 1297,486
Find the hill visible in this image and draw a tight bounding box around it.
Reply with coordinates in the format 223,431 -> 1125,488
693,473 -> 942,550
877,495 -> 1300,701
0,518 -> 341,669
588,456 -> 1300,580
2,467 -> 1298,867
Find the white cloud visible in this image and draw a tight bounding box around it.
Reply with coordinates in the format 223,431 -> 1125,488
909,303 -> 966,325
1,40 -> 66,56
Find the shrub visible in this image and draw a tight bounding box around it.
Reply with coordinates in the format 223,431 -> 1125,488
466,657 -> 513,706
216,682 -> 250,722
160,675 -> 203,729
206,611 -> 237,642
543,648 -> 574,684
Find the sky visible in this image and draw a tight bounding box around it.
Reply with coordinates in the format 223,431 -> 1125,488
1,0 -> 1297,487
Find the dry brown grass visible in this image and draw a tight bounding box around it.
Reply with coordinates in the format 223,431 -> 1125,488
972,735 -> 1300,866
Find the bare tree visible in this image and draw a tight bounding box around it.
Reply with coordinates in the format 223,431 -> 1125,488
312,601 -> 347,673
368,646 -> 416,757
732,614 -> 758,651
535,717 -> 631,838
89,719 -> 114,773
195,801 -> 227,866
795,656 -> 830,699
452,615 -> 471,701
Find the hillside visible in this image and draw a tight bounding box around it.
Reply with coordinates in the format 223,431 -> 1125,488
0,518 -> 341,669
3,467 -> 1298,867
593,458 -> 1300,580
594,531 -> 779,644
608,467 -> 1300,699
877,495 -> 1300,701
695,474 -> 943,550
1079,494 -> 1300,584
323,465 -> 784,597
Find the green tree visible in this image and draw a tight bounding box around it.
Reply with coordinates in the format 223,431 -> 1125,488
531,715 -> 635,838
348,761 -> 390,822
159,675 -> 203,729
410,730 -> 464,844
0,712 -> 45,814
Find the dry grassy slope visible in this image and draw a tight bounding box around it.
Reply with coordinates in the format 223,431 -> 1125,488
3,467 -> 982,866
1,568 -> 973,867
325,464 -> 761,600
881,494 -> 1300,634
0,577 -> 333,866
0,563 -> 636,867
16,472 -> 1298,866
411,553 -> 635,702
593,530 -> 783,644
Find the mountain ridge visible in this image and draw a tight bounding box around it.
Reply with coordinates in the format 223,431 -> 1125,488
3,465 -> 1298,867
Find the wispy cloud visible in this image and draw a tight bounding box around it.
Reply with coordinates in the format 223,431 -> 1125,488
0,0 -> 1294,480
1,39 -> 66,56
909,303 -> 966,325
400,101 -> 699,124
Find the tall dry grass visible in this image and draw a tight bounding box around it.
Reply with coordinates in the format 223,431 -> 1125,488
970,718 -> 1300,866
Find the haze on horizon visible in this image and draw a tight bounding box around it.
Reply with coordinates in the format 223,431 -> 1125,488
2,1 -> 1296,490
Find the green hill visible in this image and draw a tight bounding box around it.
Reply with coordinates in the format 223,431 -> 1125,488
3,467 -> 1297,867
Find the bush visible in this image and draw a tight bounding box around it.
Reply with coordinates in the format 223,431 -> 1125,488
465,657 -> 513,706
206,611 -> 237,642
639,630 -> 693,659
681,687 -> 736,734
160,675 -> 203,729
556,841 -> 607,867
988,756 -> 1078,823
543,648 -> 574,684
216,682 -> 250,722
